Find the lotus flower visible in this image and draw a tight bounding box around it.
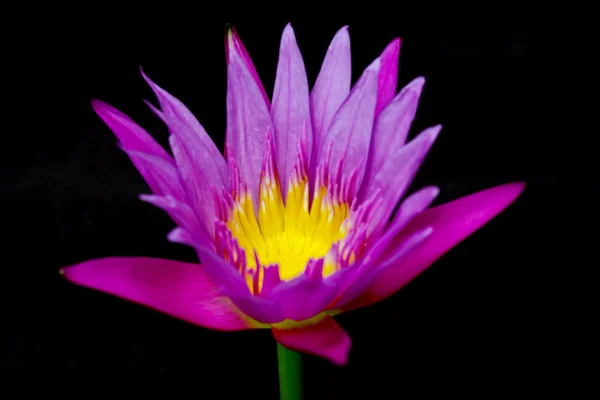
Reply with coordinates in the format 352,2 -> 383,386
61,24 -> 524,366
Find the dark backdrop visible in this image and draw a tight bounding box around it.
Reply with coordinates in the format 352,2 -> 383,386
2,7 -> 593,398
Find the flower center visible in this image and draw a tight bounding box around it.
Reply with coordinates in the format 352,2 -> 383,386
227,173 -> 350,287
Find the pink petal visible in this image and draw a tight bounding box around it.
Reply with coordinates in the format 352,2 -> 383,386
225,25 -> 270,109
272,316 -> 351,366
271,23 -> 313,194
360,77 -> 426,199
315,59 -> 380,195
310,26 -> 351,167
346,182 -> 526,310
365,125 -> 441,231
226,46 -> 274,203
141,70 -> 230,190
91,99 -> 172,160
375,38 -> 401,117
61,257 -> 261,331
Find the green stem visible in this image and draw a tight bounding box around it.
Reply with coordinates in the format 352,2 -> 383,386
277,343 -> 303,400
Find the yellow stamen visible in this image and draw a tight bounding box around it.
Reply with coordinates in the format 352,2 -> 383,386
227,175 -> 350,293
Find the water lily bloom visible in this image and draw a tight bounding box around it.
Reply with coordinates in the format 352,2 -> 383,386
61,24 -> 524,366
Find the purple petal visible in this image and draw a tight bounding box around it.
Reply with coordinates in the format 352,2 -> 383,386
271,23 -> 313,194
166,227 -> 195,246
60,257 -> 262,331
139,194 -> 211,247
268,273 -> 337,321
375,38 -> 401,117
225,25 -> 270,109
310,26 -> 351,167
315,59 -> 380,195
365,125 -> 441,231
169,135 -> 218,237
346,182 -> 526,310
330,226 -> 433,309
272,316 -> 351,366
360,77 -> 426,199
363,186 -> 440,265
193,245 -> 285,324
226,48 -> 274,203
91,99 -> 171,160
125,150 -> 187,201
141,70 -> 230,190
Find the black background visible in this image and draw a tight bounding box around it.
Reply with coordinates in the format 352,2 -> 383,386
2,6 -> 594,398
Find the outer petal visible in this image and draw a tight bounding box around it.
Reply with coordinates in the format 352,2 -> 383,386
310,26 -> 351,165
226,47 -> 274,203
225,26 -> 270,109
360,77 -> 426,200
91,99 -> 172,161
346,182 -> 526,310
60,257 -> 262,331
316,59 -> 380,194
141,70 -> 230,190
375,38 -> 401,116
271,23 -> 313,195
365,125 -> 441,232
272,316 -> 351,366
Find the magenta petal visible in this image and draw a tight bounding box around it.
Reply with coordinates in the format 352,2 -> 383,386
272,316 -> 351,366
268,275 -> 337,321
225,26 -> 270,109
226,48 -> 274,203
310,26 -> 351,164
360,77 -> 426,199
91,99 -> 171,160
365,125 -> 441,230
61,257 -> 259,331
125,150 -> 187,201
347,182 -> 526,310
271,23 -> 313,194
316,59 -> 380,193
141,70 -> 230,190
375,38 -> 401,117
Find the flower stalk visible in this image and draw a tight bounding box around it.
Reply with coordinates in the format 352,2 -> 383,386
277,343 -> 303,400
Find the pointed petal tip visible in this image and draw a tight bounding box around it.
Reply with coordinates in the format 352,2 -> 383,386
366,57 -> 382,73
281,22 -> 297,43
422,124 -> 442,143
387,37 -> 402,51
410,76 -> 426,89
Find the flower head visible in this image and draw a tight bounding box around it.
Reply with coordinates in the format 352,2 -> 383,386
61,24 -> 524,365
